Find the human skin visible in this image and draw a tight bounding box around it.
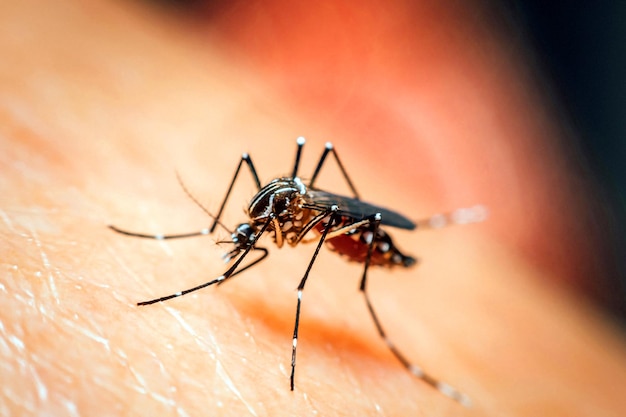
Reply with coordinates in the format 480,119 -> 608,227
1,1 -> 626,416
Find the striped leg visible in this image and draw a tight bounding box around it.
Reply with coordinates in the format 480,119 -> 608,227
290,206 -> 340,390
308,141 -> 360,199
360,214 -> 471,406
209,152 -> 262,234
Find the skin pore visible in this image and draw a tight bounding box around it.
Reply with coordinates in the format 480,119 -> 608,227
1,1 -> 625,416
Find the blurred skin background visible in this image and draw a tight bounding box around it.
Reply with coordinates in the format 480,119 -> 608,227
155,0 -> 626,322
501,2 -> 626,322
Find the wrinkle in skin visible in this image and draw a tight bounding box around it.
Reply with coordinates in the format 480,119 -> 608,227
108,242 -> 255,415
147,351 -> 192,417
0,209 -> 17,234
61,399 -> 79,417
1,318 -> 36,414
61,315 -> 111,352
115,346 -> 189,416
156,238 -> 175,258
2,225 -> 53,414
301,392 -> 322,416
215,360 -> 258,417
164,307 -> 259,416
29,226 -> 60,305
28,364 -> 48,402
106,246 -> 140,288
164,307 -> 210,351
1,209 -> 132,415
2,325 -> 48,402
9,204 -> 270,413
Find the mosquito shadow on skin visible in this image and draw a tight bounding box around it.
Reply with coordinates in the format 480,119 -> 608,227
226,289 -> 404,372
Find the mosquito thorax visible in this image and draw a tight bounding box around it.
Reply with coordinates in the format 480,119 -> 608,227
248,177 -> 308,223
246,177 -> 313,247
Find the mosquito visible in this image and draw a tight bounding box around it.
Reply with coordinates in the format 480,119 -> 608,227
109,137 -> 485,406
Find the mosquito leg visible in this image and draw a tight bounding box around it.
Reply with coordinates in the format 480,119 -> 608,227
309,142 -> 360,199
359,214 -> 471,406
210,152 -> 262,233
137,217 -> 272,305
416,205 -> 488,230
290,206 -> 339,390
224,247 -> 268,279
291,136 -> 306,178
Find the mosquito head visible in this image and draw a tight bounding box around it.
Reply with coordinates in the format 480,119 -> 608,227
232,223 -> 255,248
220,222 -> 256,262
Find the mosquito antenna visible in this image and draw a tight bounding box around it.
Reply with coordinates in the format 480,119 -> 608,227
291,136 -> 306,178
175,171 -> 233,234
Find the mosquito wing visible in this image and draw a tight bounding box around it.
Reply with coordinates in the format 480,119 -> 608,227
307,190 -> 416,230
